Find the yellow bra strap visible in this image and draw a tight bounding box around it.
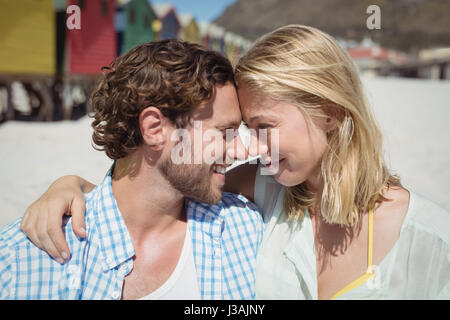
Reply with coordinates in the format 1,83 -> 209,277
330,272 -> 373,300
330,208 -> 375,300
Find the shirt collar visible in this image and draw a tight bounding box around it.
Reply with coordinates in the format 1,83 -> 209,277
185,197 -> 223,219
92,169 -> 135,271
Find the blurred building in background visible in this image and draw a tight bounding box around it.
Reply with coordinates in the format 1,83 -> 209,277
1,0 -> 447,125
0,0 -> 57,122
417,48 -> 450,80
346,37 -> 450,80
116,0 -> 158,56
207,23 -> 226,54
0,0 -> 56,75
153,3 -> 181,40
0,0 -> 253,124
224,32 -> 252,66
66,0 -> 116,75
346,37 -> 410,77
179,13 -> 201,45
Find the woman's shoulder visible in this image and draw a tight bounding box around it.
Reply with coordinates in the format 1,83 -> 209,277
375,187 -> 450,250
405,190 -> 450,245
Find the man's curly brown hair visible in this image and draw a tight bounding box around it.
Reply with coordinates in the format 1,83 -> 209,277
90,39 -> 235,160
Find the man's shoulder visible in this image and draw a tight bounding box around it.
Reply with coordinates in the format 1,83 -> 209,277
0,220 -> 24,298
220,192 -> 261,214
0,216 -> 95,263
84,182 -> 103,210
83,179 -> 109,223
221,192 -> 262,223
0,219 -> 59,297
220,192 -> 264,234
220,192 -> 264,228
0,216 -> 104,299
0,186 -> 104,264
186,192 -> 263,226
0,219 -> 28,254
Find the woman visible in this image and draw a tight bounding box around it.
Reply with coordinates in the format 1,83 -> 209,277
20,25 -> 450,299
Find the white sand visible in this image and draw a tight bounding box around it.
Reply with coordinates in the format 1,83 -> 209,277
1,76 -> 449,228
0,117 -> 113,228
363,76 -> 450,213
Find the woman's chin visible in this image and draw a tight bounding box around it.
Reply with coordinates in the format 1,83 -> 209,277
272,169 -> 307,187
261,158 -> 285,175
261,159 -> 307,187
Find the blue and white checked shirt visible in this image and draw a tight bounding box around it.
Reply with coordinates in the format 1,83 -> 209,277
0,171 -> 264,300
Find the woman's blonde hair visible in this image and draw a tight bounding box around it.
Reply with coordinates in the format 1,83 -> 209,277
235,25 -> 401,227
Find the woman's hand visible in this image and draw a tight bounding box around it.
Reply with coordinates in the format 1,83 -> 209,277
20,175 -> 95,264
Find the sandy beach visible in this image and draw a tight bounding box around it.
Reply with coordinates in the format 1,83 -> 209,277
1,76 -> 449,228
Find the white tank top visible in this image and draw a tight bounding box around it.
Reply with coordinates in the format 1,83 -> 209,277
138,227 -> 201,300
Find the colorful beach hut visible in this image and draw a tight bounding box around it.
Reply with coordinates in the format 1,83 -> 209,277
0,0 -> 56,75
224,32 -> 252,66
179,13 -> 201,45
209,23 -> 226,55
198,22 -> 225,54
116,0 -> 158,55
152,3 -> 181,40
0,0 -> 57,121
54,0 -> 68,75
65,0 -> 116,75
198,21 -> 211,50
224,32 -> 240,66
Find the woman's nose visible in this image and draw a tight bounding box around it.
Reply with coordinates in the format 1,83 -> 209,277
226,134 -> 248,162
248,130 -> 268,157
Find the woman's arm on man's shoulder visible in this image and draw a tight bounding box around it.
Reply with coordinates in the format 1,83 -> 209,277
20,175 -> 96,264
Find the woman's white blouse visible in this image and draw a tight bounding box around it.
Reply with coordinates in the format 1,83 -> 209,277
253,166 -> 450,299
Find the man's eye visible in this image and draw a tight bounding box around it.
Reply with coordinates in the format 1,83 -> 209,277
222,128 -> 236,139
257,124 -> 271,129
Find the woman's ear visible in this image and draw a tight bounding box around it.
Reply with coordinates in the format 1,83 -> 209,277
139,106 -> 167,151
325,116 -> 338,133
323,104 -> 344,133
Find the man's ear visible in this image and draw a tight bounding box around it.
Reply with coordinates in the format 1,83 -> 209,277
139,107 -> 167,151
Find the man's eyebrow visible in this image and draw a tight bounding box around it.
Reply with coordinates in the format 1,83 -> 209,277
216,121 -> 242,130
248,115 -> 262,123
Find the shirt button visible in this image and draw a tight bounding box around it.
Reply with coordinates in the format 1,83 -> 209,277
213,238 -> 220,245
111,291 -> 121,299
106,257 -> 113,264
214,248 -> 220,256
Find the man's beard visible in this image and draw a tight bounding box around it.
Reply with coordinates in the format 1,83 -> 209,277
158,155 -> 222,204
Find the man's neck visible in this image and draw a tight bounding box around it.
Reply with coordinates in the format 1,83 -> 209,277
110,151 -> 186,244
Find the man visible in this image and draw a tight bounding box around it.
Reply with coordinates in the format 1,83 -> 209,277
0,40 -> 264,300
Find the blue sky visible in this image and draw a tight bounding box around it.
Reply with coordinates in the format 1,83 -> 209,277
151,0 -> 237,22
